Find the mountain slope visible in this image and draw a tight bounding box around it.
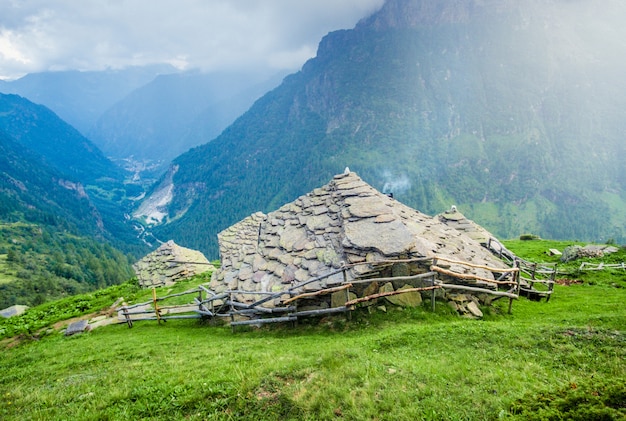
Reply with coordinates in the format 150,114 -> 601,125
0,131 -> 135,307
0,93 -> 124,183
0,131 -> 103,235
145,0 -> 626,257
0,65 -> 175,134
0,93 -> 146,254
88,71 -> 285,164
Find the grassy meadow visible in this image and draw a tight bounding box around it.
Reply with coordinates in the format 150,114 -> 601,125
0,240 -> 625,420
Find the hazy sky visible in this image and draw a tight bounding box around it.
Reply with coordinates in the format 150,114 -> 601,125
0,0 -> 385,80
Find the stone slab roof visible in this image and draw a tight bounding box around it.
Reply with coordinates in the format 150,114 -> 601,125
437,206 -> 516,261
133,240 -> 214,288
437,206 -> 493,244
210,171 -> 508,301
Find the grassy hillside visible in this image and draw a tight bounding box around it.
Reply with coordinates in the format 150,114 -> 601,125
0,241 -> 624,420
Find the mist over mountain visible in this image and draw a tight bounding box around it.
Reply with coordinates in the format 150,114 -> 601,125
87,70 -> 286,165
0,65 -> 175,134
143,0 -> 626,257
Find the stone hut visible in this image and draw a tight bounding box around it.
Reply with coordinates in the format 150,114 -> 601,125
134,240 -> 215,288
437,205 -> 515,261
210,171 -> 509,310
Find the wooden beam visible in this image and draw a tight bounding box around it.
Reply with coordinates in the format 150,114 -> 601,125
436,283 -> 519,299
431,265 -> 516,285
433,256 -> 519,273
349,271 -> 436,284
345,286 -> 441,306
283,283 -> 353,305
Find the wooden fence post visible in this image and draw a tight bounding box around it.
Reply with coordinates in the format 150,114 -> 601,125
508,260 -> 520,314
152,288 -> 162,325
431,274 -> 436,312
122,306 -> 133,328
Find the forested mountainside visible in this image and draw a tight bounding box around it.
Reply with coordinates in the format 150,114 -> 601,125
0,132 -> 104,237
0,131 -> 134,308
87,70 -> 285,165
0,93 -> 145,255
144,0 -> 626,258
0,65 -> 175,134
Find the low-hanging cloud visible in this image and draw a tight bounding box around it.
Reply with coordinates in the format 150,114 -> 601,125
0,0 -> 384,80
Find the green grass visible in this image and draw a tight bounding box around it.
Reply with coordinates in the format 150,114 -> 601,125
0,254 -> 16,284
0,242 -> 625,420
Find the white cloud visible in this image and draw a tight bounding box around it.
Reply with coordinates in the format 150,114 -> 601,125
0,0 -> 384,80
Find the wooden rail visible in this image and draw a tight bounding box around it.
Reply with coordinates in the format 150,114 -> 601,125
120,253 -> 549,328
579,262 -> 626,271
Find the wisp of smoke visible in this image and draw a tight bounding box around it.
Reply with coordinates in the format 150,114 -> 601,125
380,170 -> 411,194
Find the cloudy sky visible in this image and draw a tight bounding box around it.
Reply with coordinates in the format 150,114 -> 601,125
0,0 -> 385,80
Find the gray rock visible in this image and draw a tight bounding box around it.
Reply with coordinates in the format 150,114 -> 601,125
466,301 -> 483,318
344,218 -> 416,256
385,285 -> 422,307
65,319 -> 90,336
331,290 -> 356,308
0,305 -> 29,318
561,245 -> 583,262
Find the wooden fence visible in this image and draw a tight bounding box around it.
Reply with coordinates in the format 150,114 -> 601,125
579,262 -> 626,271
119,254 -> 537,329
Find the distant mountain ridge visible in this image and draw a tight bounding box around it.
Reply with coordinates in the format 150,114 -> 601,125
0,65 -> 175,134
1,66 -> 286,167
87,70 -> 286,165
0,93 -> 123,183
143,0 -> 626,257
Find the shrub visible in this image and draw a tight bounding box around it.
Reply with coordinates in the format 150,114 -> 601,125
519,234 -> 540,241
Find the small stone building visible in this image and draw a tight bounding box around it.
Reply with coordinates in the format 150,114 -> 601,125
437,205 -> 516,261
210,171 -> 509,308
133,240 -> 214,288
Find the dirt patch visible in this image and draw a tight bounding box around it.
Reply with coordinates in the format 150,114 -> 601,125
555,278 -> 583,286
51,312 -> 101,330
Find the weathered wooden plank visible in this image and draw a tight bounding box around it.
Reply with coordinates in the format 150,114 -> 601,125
230,316 -> 297,326
283,283 -> 352,304
433,256 -> 519,273
436,282 -> 519,299
349,271 -> 437,284
345,286 -> 440,306
431,265 -> 515,285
